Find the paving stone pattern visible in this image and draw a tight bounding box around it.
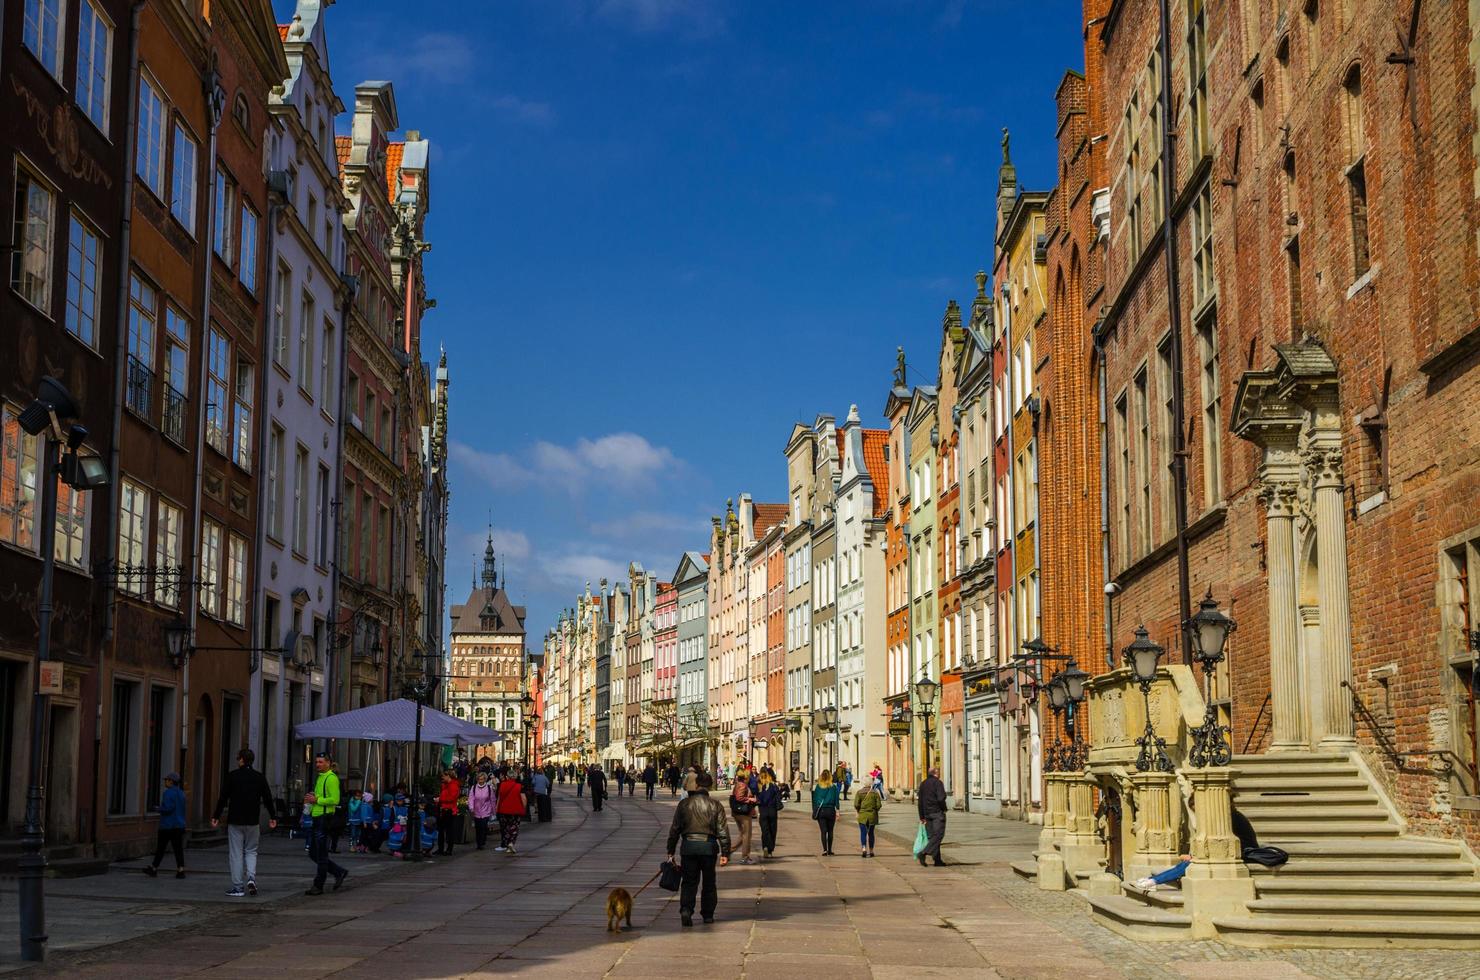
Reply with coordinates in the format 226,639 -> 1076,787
1,787 -> 1477,978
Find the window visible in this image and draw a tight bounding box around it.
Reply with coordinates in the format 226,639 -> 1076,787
37,470 -> 80,568
320,318 -> 335,409
1303,0 -> 1321,73
117,480 -> 149,595
266,425 -> 283,540
205,328 -> 229,453
161,307 -> 188,443
23,0 -> 65,78
213,169 -> 236,263
1197,312 -> 1223,506
1287,236 -> 1303,341
316,465 -> 329,566
65,213 -> 101,346
154,499 -> 182,607
126,274 -> 155,416
1115,394 -> 1130,565
75,3 -> 115,131
233,357 -> 253,470
1,408 -> 40,551
1191,181 -> 1215,311
1135,368 -> 1151,551
11,166 -> 55,312
145,685 -> 171,812
199,520 -> 221,617
272,264 -> 291,368
1440,539 -> 1480,794
108,678 -> 140,815
239,206 -> 258,292
297,292 -> 315,398
225,534 -> 246,625
1187,0 -> 1209,160
1344,66 -> 1370,279
1147,52 -> 1164,225
293,444 -> 309,555
136,76 -> 166,196
169,123 -> 197,233
1156,337 -> 1175,541
359,492 -> 371,580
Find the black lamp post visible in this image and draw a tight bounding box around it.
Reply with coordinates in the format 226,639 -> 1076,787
820,705 -> 838,771
17,378 -> 107,964
1125,626 -> 1173,772
1044,675 -> 1068,771
403,668 -> 439,863
914,673 -> 938,776
1186,589 -> 1237,767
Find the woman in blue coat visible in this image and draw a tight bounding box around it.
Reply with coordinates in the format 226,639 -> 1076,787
143,773 -> 188,878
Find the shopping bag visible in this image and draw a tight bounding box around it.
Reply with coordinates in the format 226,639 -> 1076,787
913,823 -> 929,856
658,860 -> 682,892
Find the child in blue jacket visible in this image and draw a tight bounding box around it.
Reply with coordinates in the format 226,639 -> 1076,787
142,773 -> 187,879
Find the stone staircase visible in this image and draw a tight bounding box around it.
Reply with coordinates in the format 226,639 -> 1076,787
1211,752 -> 1480,948
0,839 -> 110,878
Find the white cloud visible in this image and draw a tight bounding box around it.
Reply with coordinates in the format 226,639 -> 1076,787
402,32 -> 476,84
449,441 -> 534,489
452,432 -> 680,498
487,94 -> 556,127
588,509 -> 704,541
595,0 -> 729,38
541,553 -> 630,589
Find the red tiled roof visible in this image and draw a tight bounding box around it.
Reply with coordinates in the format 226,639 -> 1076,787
862,429 -> 890,517
334,135 -> 351,171
277,24 -> 290,41
385,141 -> 405,197
658,582 -> 674,592
752,503 -> 788,539
701,552 -> 711,562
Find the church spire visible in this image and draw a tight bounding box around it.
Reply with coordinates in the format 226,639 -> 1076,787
482,525 -> 496,592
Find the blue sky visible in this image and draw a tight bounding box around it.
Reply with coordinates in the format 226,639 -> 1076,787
276,0 -> 1083,643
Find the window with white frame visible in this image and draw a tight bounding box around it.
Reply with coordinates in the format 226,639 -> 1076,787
199,519 -> 221,617
225,534 -> 246,625
75,1 -> 112,132
1191,180 -> 1215,311
320,317 -> 335,406
233,356 -> 253,470
136,76 -> 166,196
117,480 -> 149,595
272,264 -> 290,368
23,0 -> 65,78
65,212 -> 101,346
205,327 -> 228,453
154,499 -> 182,607
293,444 -> 309,555
54,480 -> 87,568
125,274 -> 155,417
169,123 -> 197,232
239,205 -> 258,292
297,292 -> 315,398
213,169 -> 235,263
266,425 -> 283,540
1,407 -> 40,551
162,307 -> 188,443
11,165 -> 55,312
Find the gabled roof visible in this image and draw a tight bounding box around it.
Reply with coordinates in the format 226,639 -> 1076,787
673,551 -> 709,589
862,429 -> 890,517
278,23 -> 290,41
335,135 -> 351,171
450,586 -> 526,636
386,141 -> 405,197
752,503 -> 788,539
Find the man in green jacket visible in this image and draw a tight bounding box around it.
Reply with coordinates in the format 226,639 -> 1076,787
304,752 -> 348,895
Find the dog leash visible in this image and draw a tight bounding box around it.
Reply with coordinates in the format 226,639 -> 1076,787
630,867 -> 664,898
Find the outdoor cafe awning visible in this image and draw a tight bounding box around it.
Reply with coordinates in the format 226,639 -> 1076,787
293,698 -> 503,747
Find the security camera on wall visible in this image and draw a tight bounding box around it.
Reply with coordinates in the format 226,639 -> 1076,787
1104,582 -> 1120,595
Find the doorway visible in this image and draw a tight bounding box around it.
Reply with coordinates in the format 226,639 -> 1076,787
192,694 -> 214,825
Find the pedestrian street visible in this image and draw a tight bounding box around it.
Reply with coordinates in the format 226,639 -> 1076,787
11,785 -> 1480,979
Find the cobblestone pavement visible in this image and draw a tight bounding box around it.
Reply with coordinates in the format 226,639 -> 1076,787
4,786 -> 1478,978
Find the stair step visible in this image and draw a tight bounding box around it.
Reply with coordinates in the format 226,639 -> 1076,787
1274,837 -> 1468,858
1256,877 -> 1480,897
1213,914 -> 1480,948
1234,792 -> 1381,807
1124,882 -> 1185,908
1255,822 -> 1401,838
43,857 -> 109,879
1239,804 -> 1392,820
1249,859 -> 1479,879
1232,775 -> 1370,792
1010,859 -> 1037,881
1088,894 -> 1192,940
1233,752 -> 1354,765
1247,896 -> 1480,918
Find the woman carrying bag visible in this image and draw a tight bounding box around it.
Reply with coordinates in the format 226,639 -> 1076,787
812,769 -> 840,855
755,768 -> 784,858
729,766 -> 758,864
468,772 -> 496,850
853,779 -> 883,858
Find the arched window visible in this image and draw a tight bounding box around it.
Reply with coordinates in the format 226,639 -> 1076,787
506,707 -> 518,730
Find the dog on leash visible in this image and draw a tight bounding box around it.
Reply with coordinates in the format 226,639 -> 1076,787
606,887 -> 634,932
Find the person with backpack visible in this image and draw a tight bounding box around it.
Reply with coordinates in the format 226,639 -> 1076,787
304,752 -> 348,894
852,778 -> 883,858
210,748 -> 277,896
729,766 -> 758,864
811,769 -> 840,855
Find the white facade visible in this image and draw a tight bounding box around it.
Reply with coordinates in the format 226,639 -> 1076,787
836,406 -> 888,780
252,0 -> 345,791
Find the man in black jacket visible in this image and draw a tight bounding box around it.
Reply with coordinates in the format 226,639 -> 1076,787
666,771 -> 731,926
916,766 -> 947,867
211,748 -> 277,896
587,764 -> 607,811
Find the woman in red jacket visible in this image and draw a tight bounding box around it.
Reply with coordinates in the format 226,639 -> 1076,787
436,770 -> 462,856
496,770 -> 528,854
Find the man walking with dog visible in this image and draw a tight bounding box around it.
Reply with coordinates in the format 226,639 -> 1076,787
666,771 -> 730,927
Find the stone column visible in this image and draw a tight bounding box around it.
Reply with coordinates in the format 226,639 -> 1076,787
1310,446 -> 1356,747
1126,771 -> 1180,880
1260,478 -> 1305,751
1182,767 -> 1255,938
1036,772 -> 1070,891
1059,772 -> 1105,882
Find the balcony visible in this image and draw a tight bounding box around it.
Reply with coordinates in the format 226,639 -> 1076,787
163,384 -> 187,444
126,356 -> 153,419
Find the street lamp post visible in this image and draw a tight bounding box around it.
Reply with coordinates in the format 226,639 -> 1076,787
1186,589 -> 1237,767
913,673 -> 938,777
820,705 -> 838,772
1125,626 -> 1174,772
16,378 -> 108,964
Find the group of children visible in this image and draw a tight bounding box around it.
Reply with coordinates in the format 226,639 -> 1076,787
297,790 -> 440,859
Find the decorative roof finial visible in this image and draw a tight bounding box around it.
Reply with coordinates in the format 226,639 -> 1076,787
975,270 -> 987,298
894,346 -> 907,388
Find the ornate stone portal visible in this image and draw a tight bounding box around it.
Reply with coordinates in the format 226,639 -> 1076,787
1233,339 -> 1356,751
